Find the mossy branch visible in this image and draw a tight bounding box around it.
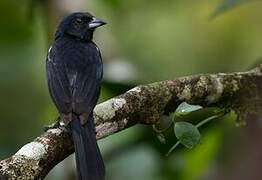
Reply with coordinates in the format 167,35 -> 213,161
0,65 -> 261,179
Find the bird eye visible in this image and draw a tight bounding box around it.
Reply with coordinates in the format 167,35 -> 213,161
86,17 -> 93,22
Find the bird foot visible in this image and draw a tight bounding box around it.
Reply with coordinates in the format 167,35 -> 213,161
44,117 -> 62,132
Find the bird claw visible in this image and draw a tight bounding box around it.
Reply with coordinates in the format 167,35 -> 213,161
44,117 -> 62,132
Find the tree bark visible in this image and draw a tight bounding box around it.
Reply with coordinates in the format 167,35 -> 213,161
0,65 -> 261,179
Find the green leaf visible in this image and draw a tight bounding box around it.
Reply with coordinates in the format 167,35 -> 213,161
211,0 -> 253,19
174,122 -> 201,149
175,102 -> 202,114
153,115 -> 173,132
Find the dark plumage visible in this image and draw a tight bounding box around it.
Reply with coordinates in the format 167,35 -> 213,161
46,12 -> 106,180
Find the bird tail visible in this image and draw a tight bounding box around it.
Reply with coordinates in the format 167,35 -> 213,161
69,114 -> 105,180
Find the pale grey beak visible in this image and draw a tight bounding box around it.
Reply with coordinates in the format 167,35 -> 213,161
89,18 -> 107,29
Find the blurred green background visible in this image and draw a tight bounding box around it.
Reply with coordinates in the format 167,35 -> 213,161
0,0 -> 262,179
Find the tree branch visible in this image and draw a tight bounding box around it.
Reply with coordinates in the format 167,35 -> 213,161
1,65 -> 262,179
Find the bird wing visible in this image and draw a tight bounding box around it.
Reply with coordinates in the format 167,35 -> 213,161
46,43 -> 103,117
71,46 -> 103,116
46,47 -> 72,114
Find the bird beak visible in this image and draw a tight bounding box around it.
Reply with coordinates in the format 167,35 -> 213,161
89,18 -> 107,29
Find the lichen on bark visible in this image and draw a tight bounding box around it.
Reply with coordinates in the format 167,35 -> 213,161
0,64 -> 261,179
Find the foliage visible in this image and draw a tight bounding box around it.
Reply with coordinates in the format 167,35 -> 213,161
0,0 -> 261,179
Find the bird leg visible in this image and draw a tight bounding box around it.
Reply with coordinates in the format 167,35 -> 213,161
43,117 -> 62,131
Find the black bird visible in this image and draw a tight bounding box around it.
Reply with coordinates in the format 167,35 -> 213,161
46,12 -> 106,180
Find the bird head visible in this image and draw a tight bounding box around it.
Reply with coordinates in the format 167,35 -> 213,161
55,12 -> 106,41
